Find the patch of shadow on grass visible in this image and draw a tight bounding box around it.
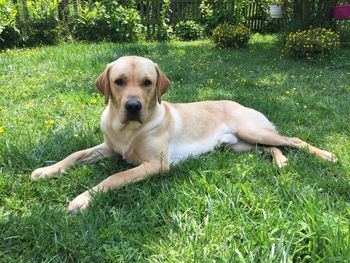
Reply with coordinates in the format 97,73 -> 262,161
1,143 -> 348,261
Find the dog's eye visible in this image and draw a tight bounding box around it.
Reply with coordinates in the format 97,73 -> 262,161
115,78 -> 124,86
143,79 -> 152,87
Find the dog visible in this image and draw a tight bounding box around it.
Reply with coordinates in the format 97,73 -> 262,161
31,56 -> 337,213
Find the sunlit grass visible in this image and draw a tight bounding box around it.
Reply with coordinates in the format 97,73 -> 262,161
0,36 -> 349,261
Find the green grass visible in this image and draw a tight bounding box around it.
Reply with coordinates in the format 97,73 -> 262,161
0,35 -> 350,262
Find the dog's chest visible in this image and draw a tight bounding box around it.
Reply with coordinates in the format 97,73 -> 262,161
105,126 -> 142,162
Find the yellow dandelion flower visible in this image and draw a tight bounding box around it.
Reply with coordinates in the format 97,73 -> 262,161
45,119 -> 55,128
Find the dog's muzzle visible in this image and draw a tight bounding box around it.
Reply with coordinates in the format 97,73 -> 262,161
125,99 -> 142,122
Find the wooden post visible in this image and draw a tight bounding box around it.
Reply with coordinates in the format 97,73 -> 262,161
302,0 -> 309,26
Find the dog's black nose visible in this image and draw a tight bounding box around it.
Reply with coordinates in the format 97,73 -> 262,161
125,99 -> 142,113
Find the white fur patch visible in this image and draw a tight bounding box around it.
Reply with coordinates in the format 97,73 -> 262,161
218,133 -> 238,145
167,106 -> 238,165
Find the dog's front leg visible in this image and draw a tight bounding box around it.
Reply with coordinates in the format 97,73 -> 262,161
31,143 -> 115,180
68,159 -> 169,213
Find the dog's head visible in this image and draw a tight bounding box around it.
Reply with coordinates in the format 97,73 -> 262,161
95,56 -> 170,124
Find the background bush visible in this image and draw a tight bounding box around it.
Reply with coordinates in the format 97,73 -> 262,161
337,20 -> 350,47
0,25 -> 21,49
175,20 -> 202,40
74,2 -> 142,42
145,0 -> 173,41
285,28 -> 340,58
0,0 -> 142,49
199,0 -> 244,36
0,0 -> 347,49
0,0 -> 20,49
212,23 -> 251,48
27,17 -> 59,46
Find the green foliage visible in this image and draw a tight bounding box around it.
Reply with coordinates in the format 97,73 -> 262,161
74,2 -> 142,42
0,0 -> 59,48
212,23 -> 251,48
0,0 -> 19,48
0,0 -> 143,49
27,17 -> 59,46
0,0 -> 16,28
337,20 -> 350,47
24,0 -> 60,46
0,25 -> 21,49
199,0 -> 245,36
285,28 -> 340,58
146,0 -> 173,41
108,5 -> 142,42
175,20 -> 202,41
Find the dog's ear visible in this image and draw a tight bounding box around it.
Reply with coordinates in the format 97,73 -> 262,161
155,64 -> 170,104
95,65 -> 110,104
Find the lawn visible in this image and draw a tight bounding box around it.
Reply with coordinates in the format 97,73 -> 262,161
0,35 -> 350,262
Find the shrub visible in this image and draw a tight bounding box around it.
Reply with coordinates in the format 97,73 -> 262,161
146,24 -> 174,41
26,16 -> 59,46
0,0 -> 20,49
337,20 -> 350,47
74,2 -> 142,42
150,0 -> 173,41
285,28 -> 340,58
175,20 -> 202,41
0,26 -> 21,49
212,23 -> 251,48
109,5 -> 142,42
199,0 -> 243,36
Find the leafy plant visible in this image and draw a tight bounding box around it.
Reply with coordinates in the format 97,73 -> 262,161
285,28 -> 340,58
109,5 -> 142,42
0,0 -> 20,49
74,2 -> 142,42
337,20 -> 350,47
175,20 -> 202,41
27,16 -> 59,46
146,0 -> 173,41
212,23 -> 251,48
199,0 -> 245,36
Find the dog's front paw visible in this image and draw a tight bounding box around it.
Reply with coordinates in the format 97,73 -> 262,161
31,165 -> 63,180
68,191 -> 92,214
315,150 -> 338,163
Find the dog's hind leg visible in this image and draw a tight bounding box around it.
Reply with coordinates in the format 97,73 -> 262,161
31,143 -> 115,180
236,128 -> 337,162
229,141 -> 288,168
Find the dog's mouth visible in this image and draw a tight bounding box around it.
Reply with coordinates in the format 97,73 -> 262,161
121,110 -> 144,124
124,113 -> 142,123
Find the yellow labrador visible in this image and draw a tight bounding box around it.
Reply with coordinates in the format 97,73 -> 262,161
31,56 -> 336,213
